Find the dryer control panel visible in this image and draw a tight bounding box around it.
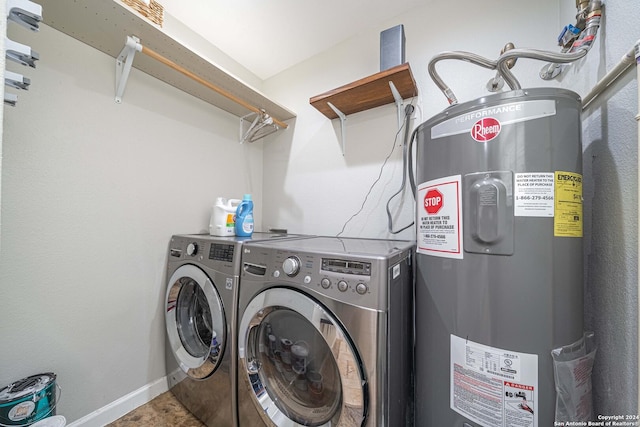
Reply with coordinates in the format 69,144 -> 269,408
322,258 -> 371,276
242,248 -> 393,310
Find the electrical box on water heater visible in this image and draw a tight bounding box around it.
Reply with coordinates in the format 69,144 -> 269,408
414,88 -> 584,427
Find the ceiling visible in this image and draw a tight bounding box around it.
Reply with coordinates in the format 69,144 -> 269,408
157,0 -> 424,80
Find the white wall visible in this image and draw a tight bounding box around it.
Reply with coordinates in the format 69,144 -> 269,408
0,23 -> 263,422
559,1 -> 639,416
0,0 -> 637,423
262,0 -> 561,240
0,0 -> 6,239
263,0 -> 638,416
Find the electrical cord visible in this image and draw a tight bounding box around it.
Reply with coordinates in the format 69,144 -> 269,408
386,104 -> 416,234
336,104 -> 414,237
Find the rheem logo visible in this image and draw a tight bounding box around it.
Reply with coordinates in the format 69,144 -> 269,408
424,189 -> 443,214
471,117 -> 501,142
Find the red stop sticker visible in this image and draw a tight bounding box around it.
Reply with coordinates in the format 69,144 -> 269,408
424,189 -> 443,214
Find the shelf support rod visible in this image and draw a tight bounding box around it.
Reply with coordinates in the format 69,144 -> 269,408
327,102 -> 347,156
115,36 -> 141,104
114,35 -> 288,137
139,42 -> 288,129
389,81 -> 404,130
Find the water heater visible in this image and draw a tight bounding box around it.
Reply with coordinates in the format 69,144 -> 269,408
414,88 -> 584,427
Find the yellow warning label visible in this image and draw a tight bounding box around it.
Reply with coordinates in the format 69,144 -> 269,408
554,171 -> 583,237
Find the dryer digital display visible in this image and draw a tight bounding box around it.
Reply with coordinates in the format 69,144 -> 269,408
322,258 -> 371,276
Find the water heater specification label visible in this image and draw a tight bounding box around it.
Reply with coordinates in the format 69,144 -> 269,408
450,335 -> 538,427
554,171 -> 583,238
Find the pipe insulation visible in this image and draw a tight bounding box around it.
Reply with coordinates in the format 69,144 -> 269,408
581,43 -> 639,109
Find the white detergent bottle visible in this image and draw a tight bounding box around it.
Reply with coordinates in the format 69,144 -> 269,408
209,197 -> 241,236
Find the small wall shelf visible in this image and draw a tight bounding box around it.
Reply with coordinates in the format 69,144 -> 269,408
310,63 -> 418,119
309,63 -> 417,155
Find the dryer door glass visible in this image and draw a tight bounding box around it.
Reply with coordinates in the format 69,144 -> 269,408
166,264 -> 226,380
239,288 -> 366,427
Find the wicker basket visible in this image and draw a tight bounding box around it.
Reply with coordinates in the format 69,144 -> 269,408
121,0 -> 164,27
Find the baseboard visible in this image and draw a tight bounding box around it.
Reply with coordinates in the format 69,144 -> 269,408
66,376 -> 169,427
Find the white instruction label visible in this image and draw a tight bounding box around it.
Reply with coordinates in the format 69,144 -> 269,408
514,173 -> 554,217
450,335 -> 538,427
416,175 -> 463,259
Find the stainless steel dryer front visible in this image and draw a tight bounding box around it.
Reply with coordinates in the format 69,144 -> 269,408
237,237 -> 414,427
165,232 -> 309,427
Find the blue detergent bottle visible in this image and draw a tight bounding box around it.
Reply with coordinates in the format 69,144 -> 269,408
235,194 -> 254,237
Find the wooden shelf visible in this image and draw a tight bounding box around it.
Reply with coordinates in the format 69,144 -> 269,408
38,0 -> 296,124
309,63 -> 418,119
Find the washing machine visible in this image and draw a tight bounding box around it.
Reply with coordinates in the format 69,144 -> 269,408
164,232 -> 308,427
237,236 -> 415,427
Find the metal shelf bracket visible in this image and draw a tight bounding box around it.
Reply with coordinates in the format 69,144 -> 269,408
327,102 -> 347,156
325,81 -> 403,156
389,81 -> 404,130
115,36 -> 142,104
4,92 -> 18,107
7,0 -> 42,32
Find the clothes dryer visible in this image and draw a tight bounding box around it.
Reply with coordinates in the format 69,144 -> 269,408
237,237 -> 414,427
164,232 -> 308,427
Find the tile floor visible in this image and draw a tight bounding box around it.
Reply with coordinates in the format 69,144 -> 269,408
107,391 -> 205,426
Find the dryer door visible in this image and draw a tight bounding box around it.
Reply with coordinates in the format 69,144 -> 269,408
238,287 -> 366,427
166,264 -> 226,379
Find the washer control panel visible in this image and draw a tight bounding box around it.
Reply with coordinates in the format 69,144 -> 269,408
282,256 -> 301,276
168,235 -> 239,277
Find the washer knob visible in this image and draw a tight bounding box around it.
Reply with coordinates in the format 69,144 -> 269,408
338,280 -> 348,292
186,242 -> 198,256
282,256 -> 301,276
356,283 -> 368,295
320,278 -> 331,289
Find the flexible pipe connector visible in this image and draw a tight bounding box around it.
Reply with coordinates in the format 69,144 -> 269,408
498,49 -> 588,90
540,0 -> 602,80
429,0 -> 602,102
428,51 -> 497,105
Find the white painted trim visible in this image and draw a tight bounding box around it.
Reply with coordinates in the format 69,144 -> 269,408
66,377 -> 169,427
